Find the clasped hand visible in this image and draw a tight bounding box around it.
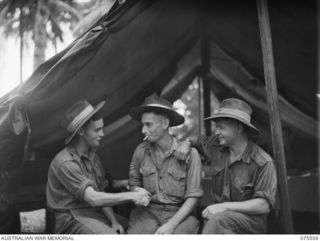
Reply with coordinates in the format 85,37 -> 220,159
133,187 -> 151,207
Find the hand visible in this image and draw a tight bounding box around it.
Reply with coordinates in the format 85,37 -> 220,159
174,140 -> 191,162
132,187 -> 151,206
154,222 -> 175,234
134,186 -> 150,195
202,203 -> 228,220
111,221 -> 125,234
135,196 -> 150,207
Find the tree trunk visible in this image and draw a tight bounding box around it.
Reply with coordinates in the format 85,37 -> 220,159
33,0 -> 49,70
19,7 -> 23,84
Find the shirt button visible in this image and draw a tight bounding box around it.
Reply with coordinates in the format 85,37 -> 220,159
159,176 -> 162,179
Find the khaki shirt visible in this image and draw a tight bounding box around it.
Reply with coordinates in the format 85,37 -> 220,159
198,135 -> 277,207
46,146 -> 106,212
129,137 -> 203,205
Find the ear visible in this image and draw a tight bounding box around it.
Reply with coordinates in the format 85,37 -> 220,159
162,118 -> 170,129
77,127 -> 85,136
237,122 -> 244,133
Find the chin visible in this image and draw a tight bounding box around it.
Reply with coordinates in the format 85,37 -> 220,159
218,139 -> 226,146
93,141 -> 101,147
148,138 -> 155,143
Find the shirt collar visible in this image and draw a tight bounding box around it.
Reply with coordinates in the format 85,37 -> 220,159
67,145 -> 96,162
145,135 -> 178,158
241,141 -> 253,164
225,140 -> 253,165
167,136 -> 178,157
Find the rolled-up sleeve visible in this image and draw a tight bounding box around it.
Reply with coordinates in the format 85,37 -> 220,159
184,148 -> 203,199
252,160 -> 277,207
128,148 -> 142,188
55,161 -> 95,201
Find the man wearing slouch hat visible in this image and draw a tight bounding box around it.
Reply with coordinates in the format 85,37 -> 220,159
46,99 -> 150,234
175,98 -> 277,234
127,95 -> 203,234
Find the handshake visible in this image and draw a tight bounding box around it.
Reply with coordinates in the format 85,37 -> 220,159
131,187 -> 151,207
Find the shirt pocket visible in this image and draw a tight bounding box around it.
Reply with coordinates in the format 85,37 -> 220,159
140,166 -> 157,194
164,167 -> 187,198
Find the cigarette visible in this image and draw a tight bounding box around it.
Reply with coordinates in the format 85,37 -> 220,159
143,136 -> 149,141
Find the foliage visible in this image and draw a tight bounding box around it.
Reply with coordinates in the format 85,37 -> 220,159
0,0 -> 82,42
0,0 -> 84,69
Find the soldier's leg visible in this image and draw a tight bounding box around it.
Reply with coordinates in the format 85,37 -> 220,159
173,215 -> 200,234
127,207 -> 159,234
202,210 -> 266,234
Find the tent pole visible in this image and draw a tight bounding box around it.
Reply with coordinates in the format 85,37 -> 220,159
200,25 -> 211,136
317,0 -> 320,225
257,0 -> 294,233
197,76 -> 202,136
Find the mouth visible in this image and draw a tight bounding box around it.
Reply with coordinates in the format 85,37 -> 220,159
217,136 -> 224,142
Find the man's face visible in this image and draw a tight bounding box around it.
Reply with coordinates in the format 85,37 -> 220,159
214,118 -> 239,147
82,118 -> 104,148
141,112 -> 168,143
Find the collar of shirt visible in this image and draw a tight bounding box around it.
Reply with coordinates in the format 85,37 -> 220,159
66,145 -> 96,163
219,140 -> 254,166
145,136 -> 178,159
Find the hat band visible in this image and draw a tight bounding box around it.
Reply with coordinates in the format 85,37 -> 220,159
215,107 -> 251,122
143,103 -> 172,110
67,105 -> 94,132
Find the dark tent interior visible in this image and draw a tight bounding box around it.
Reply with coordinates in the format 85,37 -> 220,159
0,0 -> 318,234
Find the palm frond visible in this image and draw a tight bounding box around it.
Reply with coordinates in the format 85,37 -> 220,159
48,14 -> 63,42
50,0 -> 82,21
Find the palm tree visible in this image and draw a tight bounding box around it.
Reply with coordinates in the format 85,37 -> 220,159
0,1 -> 29,83
0,0 -> 83,73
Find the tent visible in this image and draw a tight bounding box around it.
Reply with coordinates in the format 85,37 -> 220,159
0,0 -> 318,233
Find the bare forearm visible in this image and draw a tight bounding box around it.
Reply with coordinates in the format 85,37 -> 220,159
167,197 -> 199,229
84,186 -> 134,207
224,198 -> 270,215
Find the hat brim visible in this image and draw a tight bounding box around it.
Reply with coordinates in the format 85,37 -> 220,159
204,114 -> 260,134
129,105 -> 185,127
65,101 -> 105,144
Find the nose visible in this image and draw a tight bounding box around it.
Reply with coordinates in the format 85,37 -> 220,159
99,129 -> 104,137
215,128 -> 221,135
142,125 -> 148,135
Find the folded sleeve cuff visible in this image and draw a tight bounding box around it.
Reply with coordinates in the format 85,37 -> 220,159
76,179 -> 96,201
253,190 -> 276,208
184,188 -> 204,199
